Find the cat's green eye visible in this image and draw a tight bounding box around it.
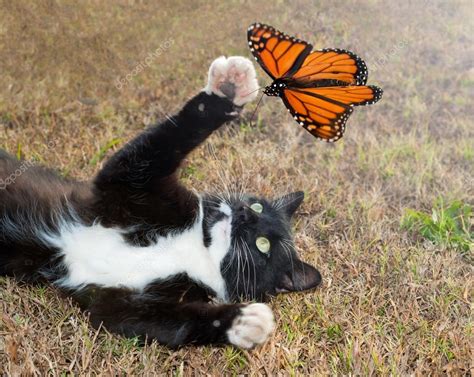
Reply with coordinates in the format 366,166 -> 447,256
256,237 -> 270,253
250,203 -> 263,213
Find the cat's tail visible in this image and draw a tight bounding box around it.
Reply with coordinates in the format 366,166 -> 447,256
0,150 -> 88,283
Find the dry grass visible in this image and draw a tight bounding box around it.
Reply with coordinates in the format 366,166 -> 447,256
1,0 -> 473,375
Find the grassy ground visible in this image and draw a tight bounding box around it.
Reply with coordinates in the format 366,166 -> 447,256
0,0 -> 473,375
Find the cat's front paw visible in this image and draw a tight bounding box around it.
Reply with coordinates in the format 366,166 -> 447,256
227,303 -> 275,349
204,56 -> 259,106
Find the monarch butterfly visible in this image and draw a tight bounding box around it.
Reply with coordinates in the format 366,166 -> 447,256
247,23 -> 383,142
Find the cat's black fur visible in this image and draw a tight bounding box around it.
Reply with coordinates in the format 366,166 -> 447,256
0,86 -> 321,347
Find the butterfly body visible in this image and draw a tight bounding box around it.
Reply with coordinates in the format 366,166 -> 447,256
263,79 -> 288,97
264,76 -> 360,97
248,23 -> 383,142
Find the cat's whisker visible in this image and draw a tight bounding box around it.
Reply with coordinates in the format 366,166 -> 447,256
243,241 -> 251,298
234,239 -> 242,298
242,241 -> 250,298
242,239 -> 257,299
165,113 -> 179,128
234,248 -> 241,298
239,240 -> 246,299
281,238 -> 296,283
283,238 -> 308,285
207,148 -> 237,206
203,198 -> 225,208
238,238 -> 248,299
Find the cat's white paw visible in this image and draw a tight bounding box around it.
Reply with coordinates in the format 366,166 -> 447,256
227,303 -> 275,349
204,56 -> 259,106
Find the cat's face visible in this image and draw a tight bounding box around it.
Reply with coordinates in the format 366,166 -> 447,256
203,191 -> 321,302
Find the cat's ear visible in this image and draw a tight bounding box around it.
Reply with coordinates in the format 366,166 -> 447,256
276,259 -> 321,293
272,191 -> 305,217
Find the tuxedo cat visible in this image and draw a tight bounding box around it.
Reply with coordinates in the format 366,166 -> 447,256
0,56 -> 321,349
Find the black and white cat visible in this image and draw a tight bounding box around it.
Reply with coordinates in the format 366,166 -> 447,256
0,56 -> 321,349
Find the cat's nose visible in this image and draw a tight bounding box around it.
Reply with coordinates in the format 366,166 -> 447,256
236,204 -> 255,222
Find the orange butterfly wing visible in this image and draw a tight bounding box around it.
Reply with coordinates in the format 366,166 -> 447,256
282,86 -> 383,142
247,23 -> 311,79
248,24 -> 367,86
292,48 -> 369,85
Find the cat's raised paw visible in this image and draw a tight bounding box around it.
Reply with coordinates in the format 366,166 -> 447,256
227,303 -> 275,349
204,56 -> 259,106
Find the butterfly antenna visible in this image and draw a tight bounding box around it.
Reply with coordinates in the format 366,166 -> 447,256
249,92 -> 264,128
241,86 -> 262,98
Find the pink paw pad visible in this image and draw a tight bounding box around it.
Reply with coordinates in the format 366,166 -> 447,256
204,56 -> 259,106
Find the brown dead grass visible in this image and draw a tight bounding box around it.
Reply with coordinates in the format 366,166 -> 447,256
0,0 -> 473,375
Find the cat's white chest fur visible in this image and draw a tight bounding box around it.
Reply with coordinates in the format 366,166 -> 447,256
44,201 -> 232,301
